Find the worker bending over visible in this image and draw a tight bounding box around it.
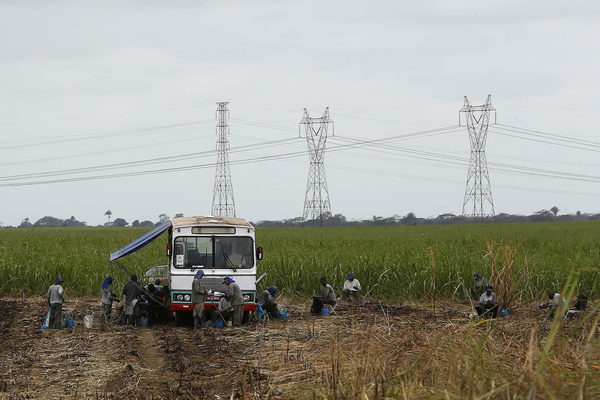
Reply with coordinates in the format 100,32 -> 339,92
101,276 -> 119,322
223,276 -> 244,326
475,285 -> 499,318
47,277 -> 65,329
192,270 -> 208,329
257,286 -> 280,319
216,296 -> 233,325
543,291 -> 567,320
311,277 -> 336,314
342,273 -> 361,301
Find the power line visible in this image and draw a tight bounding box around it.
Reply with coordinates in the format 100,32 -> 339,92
0,119 -> 216,151
0,133 -> 215,168
329,136 -> 600,183
0,125 -> 460,182
4,122 -> 600,189
0,137 -> 299,182
497,123 -> 600,148
238,149 -> 600,199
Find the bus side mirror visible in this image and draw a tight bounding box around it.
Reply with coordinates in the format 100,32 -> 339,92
256,247 -> 264,261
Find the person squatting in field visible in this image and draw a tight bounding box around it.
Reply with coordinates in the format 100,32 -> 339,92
311,277 -> 336,314
475,285 -> 499,318
223,276 -> 244,326
542,291 -> 567,320
100,276 -> 120,322
257,286 -> 280,319
46,277 -> 64,329
215,296 -> 233,325
342,273 -> 361,301
122,275 -> 142,325
192,270 -> 208,329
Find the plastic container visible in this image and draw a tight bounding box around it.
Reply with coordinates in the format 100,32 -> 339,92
65,318 -> 75,328
500,309 -> 510,318
214,320 -> 224,329
41,309 -> 51,329
280,311 -> 288,320
321,307 -> 330,315
83,315 -> 94,329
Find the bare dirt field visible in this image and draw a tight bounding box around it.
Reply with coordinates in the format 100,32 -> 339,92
0,297 -> 598,400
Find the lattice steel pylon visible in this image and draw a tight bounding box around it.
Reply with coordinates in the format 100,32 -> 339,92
459,95 -> 496,220
211,101 -> 236,217
300,107 -> 333,224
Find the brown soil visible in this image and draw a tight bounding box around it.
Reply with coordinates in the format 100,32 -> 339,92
0,297 -> 591,399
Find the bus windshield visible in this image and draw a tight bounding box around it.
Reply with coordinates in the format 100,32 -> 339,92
173,236 -> 253,269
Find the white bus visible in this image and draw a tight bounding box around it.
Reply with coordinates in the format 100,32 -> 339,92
110,216 -> 263,324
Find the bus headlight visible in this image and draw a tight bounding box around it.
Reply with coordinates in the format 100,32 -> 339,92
184,294 -> 191,301
243,294 -> 250,302
176,294 -> 184,301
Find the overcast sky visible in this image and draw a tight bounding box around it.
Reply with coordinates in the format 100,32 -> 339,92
1,0 -> 600,226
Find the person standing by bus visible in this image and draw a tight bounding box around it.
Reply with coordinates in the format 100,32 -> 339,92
101,276 -> 119,322
223,276 -> 244,326
192,270 -> 208,328
122,275 -> 141,325
47,277 -> 65,329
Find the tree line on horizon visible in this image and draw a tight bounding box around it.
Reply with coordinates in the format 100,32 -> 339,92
254,207 -> 600,227
9,206 -> 600,228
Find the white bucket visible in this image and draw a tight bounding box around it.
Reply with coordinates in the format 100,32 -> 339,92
83,315 -> 93,329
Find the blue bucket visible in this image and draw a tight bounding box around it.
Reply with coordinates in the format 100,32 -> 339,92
65,318 -> 75,328
321,307 -> 329,315
214,320 -> 224,329
138,316 -> 148,327
280,311 -> 288,320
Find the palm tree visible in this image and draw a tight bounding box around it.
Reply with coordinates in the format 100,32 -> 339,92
104,210 -> 112,223
158,213 -> 169,223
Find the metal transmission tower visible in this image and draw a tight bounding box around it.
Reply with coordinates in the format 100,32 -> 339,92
300,107 -> 334,224
459,95 -> 496,220
211,101 -> 236,217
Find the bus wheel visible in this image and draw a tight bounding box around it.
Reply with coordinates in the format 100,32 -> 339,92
242,310 -> 251,324
174,311 -> 187,327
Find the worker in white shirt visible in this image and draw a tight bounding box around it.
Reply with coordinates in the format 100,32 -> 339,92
342,273 -> 361,301
46,277 -> 65,329
475,285 -> 499,318
543,291 -> 567,320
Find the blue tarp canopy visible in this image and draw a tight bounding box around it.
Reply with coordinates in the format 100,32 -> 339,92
109,220 -> 172,262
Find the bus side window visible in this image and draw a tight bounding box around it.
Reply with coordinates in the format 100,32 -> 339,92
174,243 -> 185,267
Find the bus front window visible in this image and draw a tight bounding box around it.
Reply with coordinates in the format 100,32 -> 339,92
215,237 -> 254,269
173,237 -> 212,269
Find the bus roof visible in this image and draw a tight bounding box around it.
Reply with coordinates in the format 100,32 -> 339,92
171,216 -> 252,228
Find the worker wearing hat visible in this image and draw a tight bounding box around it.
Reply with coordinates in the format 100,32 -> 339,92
192,270 -> 208,329
223,277 -> 244,326
46,276 -> 65,329
475,285 -> 499,318
342,273 -> 361,301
